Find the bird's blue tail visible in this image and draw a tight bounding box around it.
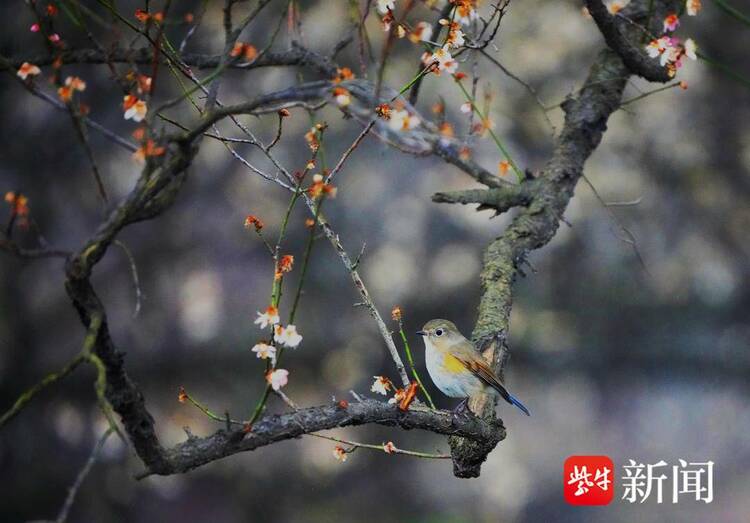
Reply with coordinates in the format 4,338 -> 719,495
506,392 -> 531,416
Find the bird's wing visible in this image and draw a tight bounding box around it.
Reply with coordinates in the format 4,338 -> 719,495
450,351 -> 509,398
450,348 -> 531,416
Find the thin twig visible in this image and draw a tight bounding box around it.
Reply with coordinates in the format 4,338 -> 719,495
325,120 -> 374,184
0,355 -> 86,429
113,240 -> 143,318
310,433 -> 451,459
581,174 -> 650,274
55,428 -> 113,523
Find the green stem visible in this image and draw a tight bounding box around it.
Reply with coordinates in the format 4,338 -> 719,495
698,52 -> 750,89
455,80 -> 523,182
271,188 -> 302,307
288,199 -> 323,325
247,141 -> 323,422
398,323 -> 436,409
184,391 -> 243,424
713,0 -> 750,28
248,385 -> 272,425
643,0 -> 656,43
0,313 -> 103,429
0,354 -> 86,429
393,65 -> 433,100
620,81 -> 681,105
249,189 -> 301,422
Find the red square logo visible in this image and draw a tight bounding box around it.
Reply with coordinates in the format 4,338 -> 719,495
564,455 -> 615,505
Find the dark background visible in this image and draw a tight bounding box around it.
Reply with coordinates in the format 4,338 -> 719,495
1,1 -> 748,521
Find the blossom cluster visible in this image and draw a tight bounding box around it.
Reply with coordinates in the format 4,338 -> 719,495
644,2 -> 701,77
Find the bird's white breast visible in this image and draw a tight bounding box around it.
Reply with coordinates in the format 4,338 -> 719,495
423,338 -> 473,398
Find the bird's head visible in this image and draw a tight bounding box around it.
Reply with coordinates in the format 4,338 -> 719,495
417,319 -> 464,348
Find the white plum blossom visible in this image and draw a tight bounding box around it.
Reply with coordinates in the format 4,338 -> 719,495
123,97 -> 148,122
451,4 -> 479,26
251,343 -> 277,365
333,87 -> 351,106
410,21 -> 433,43
266,369 -> 289,391
388,109 -> 420,131
431,46 -> 458,74
333,446 -> 348,462
255,306 -> 280,329
274,324 -> 303,348
371,376 -> 391,395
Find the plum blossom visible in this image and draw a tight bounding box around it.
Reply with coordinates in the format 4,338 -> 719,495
686,0 -> 701,16
430,46 -> 458,74
646,36 -> 696,74
332,445 -> 348,462
274,324 -> 303,348
439,19 -> 465,48
266,369 -> 289,391
371,376 -> 392,395
663,13 -> 679,32
65,76 -> 86,92
123,95 -> 148,122
255,305 -> 280,328
332,86 -> 351,106
251,342 -> 277,365
16,62 -> 41,80
408,21 -> 433,43
452,1 -> 479,26
388,109 -> 420,131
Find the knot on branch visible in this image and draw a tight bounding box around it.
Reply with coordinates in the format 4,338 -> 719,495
584,0 -> 677,83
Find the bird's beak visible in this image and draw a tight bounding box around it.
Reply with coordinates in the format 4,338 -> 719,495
416,330 -> 426,336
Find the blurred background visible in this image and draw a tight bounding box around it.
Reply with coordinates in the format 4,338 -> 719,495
1,0 -> 749,521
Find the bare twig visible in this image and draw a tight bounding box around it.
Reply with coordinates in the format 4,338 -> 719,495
310,432 -> 450,459
113,240 -> 143,318
55,428 -> 113,523
325,120 -> 375,184
0,354 -> 86,429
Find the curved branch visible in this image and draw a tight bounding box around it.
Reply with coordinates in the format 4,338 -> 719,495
584,0 -> 677,83
139,400 -> 504,478
450,45 -> 636,477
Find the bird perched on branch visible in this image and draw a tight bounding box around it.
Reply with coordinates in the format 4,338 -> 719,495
417,319 -> 530,416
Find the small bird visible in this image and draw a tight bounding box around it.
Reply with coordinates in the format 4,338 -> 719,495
417,319 -> 530,416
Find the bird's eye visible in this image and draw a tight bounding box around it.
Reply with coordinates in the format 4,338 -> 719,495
435,328 -> 444,337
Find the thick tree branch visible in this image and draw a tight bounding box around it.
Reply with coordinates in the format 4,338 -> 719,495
449,38 -> 642,479
584,0 -> 678,83
138,400 -> 504,478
